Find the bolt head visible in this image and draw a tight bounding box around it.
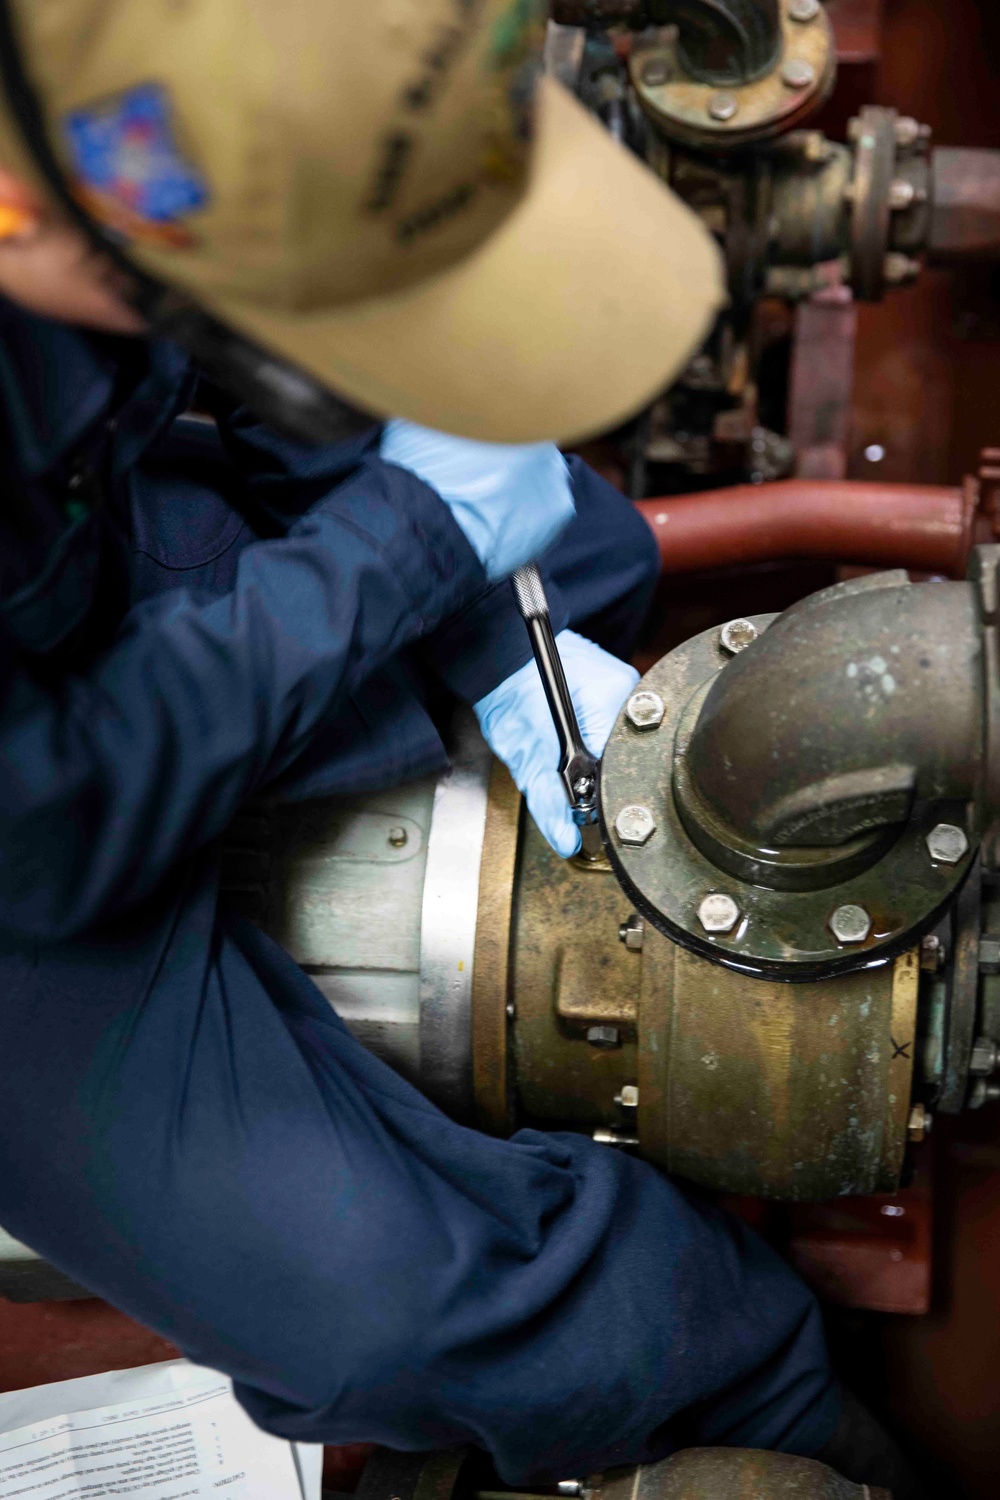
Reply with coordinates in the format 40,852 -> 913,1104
388,825 -> 408,848
781,57 -> 816,89
920,933 -> 944,972
641,56 -> 670,87
720,618 -> 759,654
615,805 -> 657,847
889,177 -> 916,211
907,1103 -> 930,1142
625,690 -> 666,731
926,822 -> 969,865
883,251 -> 920,286
698,893 -> 741,934
587,1025 -> 621,1050
894,115 -> 928,149
788,0 -> 820,18
617,1084 -> 640,1108
707,91 -> 739,122
829,903 -> 872,944
970,1037 -> 999,1077
619,914 -> 646,952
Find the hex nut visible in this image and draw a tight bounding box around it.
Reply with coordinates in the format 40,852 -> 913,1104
698,893 -> 741,935
788,0 -> 820,18
781,58 -> 816,89
587,1026 -> 621,1050
979,937 -> 1000,974
925,822 -> 969,865
829,903 -> 872,944
615,805 -> 657,847
708,91 -> 739,122
907,1103 -> 931,1142
720,618 -> 759,654
616,1084 -> 640,1109
969,1037 -> 999,1077
625,690 -> 665,731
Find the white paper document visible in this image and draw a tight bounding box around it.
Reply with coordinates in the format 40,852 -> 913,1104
0,1361 -> 322,1500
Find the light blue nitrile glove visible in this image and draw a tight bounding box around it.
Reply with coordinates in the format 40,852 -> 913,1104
380,419 -> 575,581
475,629 -> 639,858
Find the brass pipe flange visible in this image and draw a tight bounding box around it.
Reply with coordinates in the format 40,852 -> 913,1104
629,3 -> 835,149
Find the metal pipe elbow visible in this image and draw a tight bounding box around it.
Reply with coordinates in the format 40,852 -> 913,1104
683,573 -> 984,852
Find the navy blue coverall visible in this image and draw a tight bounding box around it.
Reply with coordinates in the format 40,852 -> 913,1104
0,300 -> 839,1480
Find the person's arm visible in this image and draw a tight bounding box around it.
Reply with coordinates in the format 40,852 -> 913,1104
0,460 -> 487,942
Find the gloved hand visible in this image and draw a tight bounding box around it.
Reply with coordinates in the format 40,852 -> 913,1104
380,419 -> 575,581
475,629 -> 639,857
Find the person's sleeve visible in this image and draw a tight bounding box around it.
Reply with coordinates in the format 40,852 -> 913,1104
418,575 -> 570,704
0,459 -> 486,942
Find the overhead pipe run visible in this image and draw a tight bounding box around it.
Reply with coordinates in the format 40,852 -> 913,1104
635,479 -> 980,577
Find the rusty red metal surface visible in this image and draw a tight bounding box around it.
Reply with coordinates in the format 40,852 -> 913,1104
635,476 -> 975,576
788,285 -> 858,479
785,1162 -> 933,1317
826,0 -> 884,64
928,147 -> 1000,265
0,1299 -> 176,1393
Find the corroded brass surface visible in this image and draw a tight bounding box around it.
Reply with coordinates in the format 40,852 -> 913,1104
510,819 -> 640,1128
476,758 -> 917,1200
637,942 -> 917,1200
471,762 -> 521,1136
590,1449 -> 884,1500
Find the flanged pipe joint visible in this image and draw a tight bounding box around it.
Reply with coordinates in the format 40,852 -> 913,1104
601,554 -> 1000,982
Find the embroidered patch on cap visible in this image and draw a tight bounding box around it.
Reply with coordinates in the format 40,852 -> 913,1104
63,83 -> 209,248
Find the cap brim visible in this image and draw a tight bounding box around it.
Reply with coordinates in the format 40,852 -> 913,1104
203,80 -> 726,445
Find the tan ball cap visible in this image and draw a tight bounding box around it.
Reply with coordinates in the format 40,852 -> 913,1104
2,0 -> 725,444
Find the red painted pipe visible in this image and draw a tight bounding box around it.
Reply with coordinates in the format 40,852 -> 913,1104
635,480 -> 977,577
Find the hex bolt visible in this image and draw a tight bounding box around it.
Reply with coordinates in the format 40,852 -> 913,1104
788,0 -> 820,18
969,1078 -> 1000,1110
883,252 -> 921,286
641,56 -> 670,87
920,933 -> 944,971
708,91 -> 739,122
889,178 -> 916,211
587,1025 -> 621,1050
618,914 -> 646,952
781,58 -> 816,89
907,1103 -> 931,1142
698,893 -> 741,935
895,116 -> 931,150
625,690 -> 665,731
925,822 -> 969,865
592,1127 -> 640,1147
720,618 -> 758,654
388,825 -> 408,848
969,1037 -> 999,1077
615,805 -> 657,846
829,903 -> 872,944
615,1084 -> 640,1109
